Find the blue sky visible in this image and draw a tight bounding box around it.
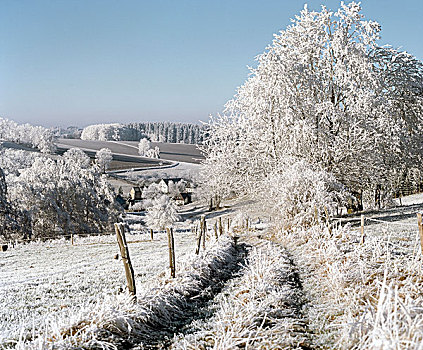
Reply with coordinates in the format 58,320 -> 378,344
0,0 -> 422,128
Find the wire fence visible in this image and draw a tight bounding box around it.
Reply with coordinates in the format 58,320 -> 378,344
364,217 -> 417,227
0,227 -> 199,291
0,260 -> 97,289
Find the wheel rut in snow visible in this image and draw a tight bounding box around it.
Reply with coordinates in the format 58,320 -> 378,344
169,238 -> 313,349
138,242 -> 250,349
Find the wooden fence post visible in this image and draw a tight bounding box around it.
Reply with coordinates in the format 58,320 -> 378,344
195,223 -> 202,255
417,213 -> 423,254
214,221 -> 218,239
201,215 -> 206,250
324,207 -> 332,235
360,215 -> 365,244
150,228 -> 154,241
71,234 -> 74,246
167,228 -> 176,278
219,217 -> 223,236
114,223 -> 136,299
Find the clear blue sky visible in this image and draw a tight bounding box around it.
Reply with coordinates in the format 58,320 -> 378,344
0,0 -> 422,128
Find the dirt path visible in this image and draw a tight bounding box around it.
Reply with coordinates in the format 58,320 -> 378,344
169,236 -> 312,349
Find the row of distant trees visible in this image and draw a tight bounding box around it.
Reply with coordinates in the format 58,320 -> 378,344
0,117 -> 56,153
201,2 -> 423,227
81,122 -> 207,144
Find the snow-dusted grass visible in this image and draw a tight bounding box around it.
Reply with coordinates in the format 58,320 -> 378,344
16,236 -> 239,349
276,216 -> 423,349
0,229 -> 197,348
172,240 -> 309,349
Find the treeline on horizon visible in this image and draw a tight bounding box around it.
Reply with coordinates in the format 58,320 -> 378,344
78,122 -> 208,144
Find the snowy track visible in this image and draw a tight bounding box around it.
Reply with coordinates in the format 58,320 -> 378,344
172,239 -> 310,349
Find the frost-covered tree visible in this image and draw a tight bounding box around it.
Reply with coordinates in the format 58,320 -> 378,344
7,153 -> 120,237
144,195 -> 180,230
81,121 -> 206,144
138,138 -> 150,156
63,148 -> 91,168
141,183 -> 162,208
168,180 -> 186,197
145,146 -> 160,159
202,2 -> 423,212
0,117 -> 56,153
138,138 -> 160,158
0,166 -> 31,240
262,160 -> 347,228
0,149 -> 40,176
96,148 -> 113,173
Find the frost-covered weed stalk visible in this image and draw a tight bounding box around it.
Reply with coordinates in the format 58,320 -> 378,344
173,241 -> 309,349
278,224 -> 423,349
20,237 -> 238,349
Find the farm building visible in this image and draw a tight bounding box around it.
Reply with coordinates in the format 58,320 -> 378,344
129,187 -> 142,201
155,178 -> 183,194
173,192 -> 192,206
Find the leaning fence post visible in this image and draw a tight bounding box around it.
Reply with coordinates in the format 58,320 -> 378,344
167,228 -> 176,278
150,228 -> 154,241
360,214 -> 365,244
114,223 -> 136,299
417,213 -> 423,254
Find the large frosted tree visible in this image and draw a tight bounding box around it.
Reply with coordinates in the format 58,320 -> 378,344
7,149 -> 120,237
202,2 -> 423,209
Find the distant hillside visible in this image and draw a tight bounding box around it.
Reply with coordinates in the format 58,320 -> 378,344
81,122 -> 208,144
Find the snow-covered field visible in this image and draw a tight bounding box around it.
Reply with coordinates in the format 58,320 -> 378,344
0,228 -> 197,347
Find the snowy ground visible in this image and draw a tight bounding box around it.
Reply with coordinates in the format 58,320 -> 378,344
0,227 -> 197,347
3,194 -> 423,348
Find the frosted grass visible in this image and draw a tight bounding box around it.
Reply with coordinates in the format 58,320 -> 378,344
278,218 -> 423,349
172,240 -> 309,349
16,236 -> 239,349
0,229 -> 197,348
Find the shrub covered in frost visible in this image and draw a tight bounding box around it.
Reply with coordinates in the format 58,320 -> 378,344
263,160 -> 347,228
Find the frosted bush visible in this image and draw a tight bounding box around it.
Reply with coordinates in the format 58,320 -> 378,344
145,195 -> 180,230
263,160 -> 347,228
